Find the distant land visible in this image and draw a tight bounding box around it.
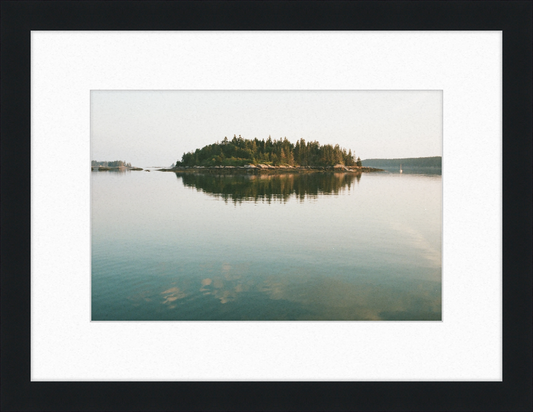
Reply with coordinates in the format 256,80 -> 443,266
362,156 -> 441,173
91,160 -> 143,171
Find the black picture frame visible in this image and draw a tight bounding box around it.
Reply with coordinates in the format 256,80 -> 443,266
1,1 -> 531,410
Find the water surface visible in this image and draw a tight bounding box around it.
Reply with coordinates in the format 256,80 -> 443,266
92,170 -> 441,320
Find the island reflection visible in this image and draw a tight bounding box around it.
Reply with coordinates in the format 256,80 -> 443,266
176,172 -> 361,203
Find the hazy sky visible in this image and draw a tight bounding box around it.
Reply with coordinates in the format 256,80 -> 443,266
91,90 -> 442,168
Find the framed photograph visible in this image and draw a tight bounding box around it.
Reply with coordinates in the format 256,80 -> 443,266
2,1 -> 531,411
90,89 -> 443,322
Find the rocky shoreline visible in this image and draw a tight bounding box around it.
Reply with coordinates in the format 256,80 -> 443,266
157,164 -> 383,174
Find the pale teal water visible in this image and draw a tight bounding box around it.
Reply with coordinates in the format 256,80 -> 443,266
91,170 -> 442,320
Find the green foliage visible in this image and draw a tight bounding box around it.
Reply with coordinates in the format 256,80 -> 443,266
175,136 -> 359,167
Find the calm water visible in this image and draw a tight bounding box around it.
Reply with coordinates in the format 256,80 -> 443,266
92,170 -> 442,320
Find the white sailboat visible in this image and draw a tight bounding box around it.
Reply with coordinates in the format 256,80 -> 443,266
400,164 -> 403,174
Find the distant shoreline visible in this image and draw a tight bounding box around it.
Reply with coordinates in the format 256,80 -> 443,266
91,166 -> 143,171
362,156 -> 441,169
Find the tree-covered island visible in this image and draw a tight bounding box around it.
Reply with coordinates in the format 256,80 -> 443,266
169,136 -> 377,173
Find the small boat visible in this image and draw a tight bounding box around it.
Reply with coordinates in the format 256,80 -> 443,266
400,164 -> 403,174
